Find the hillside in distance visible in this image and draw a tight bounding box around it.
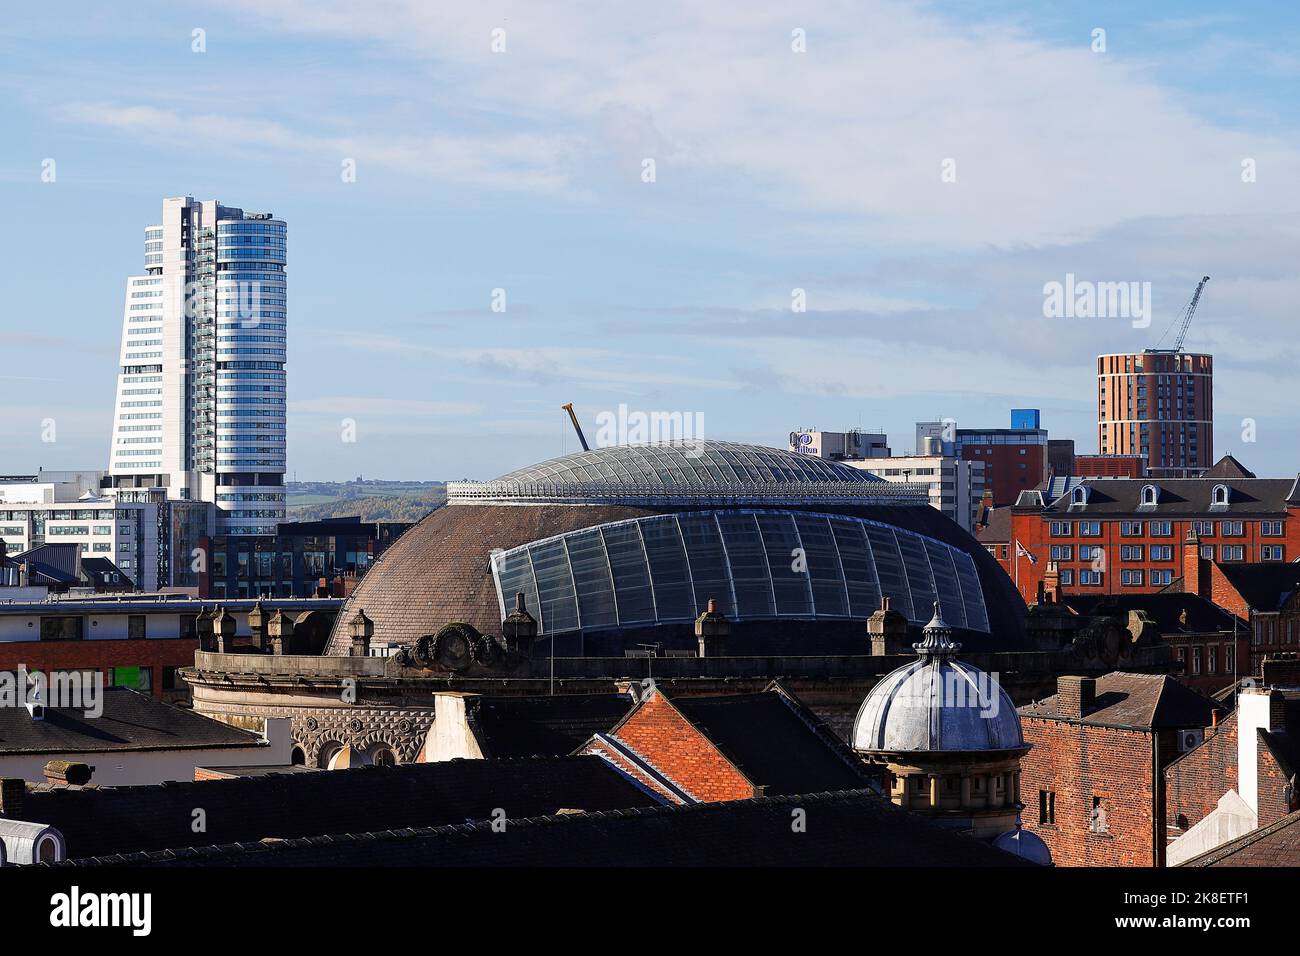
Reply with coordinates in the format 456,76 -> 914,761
286,479 -> 446,523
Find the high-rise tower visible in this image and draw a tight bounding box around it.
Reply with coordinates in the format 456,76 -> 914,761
108,197 -> 287,533
1096,351 -> 1212,478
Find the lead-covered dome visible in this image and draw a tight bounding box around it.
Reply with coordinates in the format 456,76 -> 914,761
993,826 -> 1053,865
852,606 -> 1025,753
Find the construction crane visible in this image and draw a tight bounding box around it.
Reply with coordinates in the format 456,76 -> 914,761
561,402 -> 590,452
1151,275 -> 1210,353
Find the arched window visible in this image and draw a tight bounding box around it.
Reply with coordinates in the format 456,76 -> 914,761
1071,486 -> 1089,506
36,833 -> 63,864
1141,484 -> 1159,506
1212,484 -> 1230,506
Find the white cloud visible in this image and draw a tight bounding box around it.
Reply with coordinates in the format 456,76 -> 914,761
218,0 -> 1299,247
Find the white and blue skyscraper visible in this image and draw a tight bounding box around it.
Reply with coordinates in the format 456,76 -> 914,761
108,197 -> 287,534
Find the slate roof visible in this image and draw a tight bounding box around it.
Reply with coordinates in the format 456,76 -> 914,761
1020,673 -> 1225,729
975,506 -> 1011,545
13,756 -> 660,860
1035,477 -> 1300,516
55,789 -> 1034,867
1059,593 -> 1245,633
1215,563 -> 1300,612
466,693 -> 635,758
1180,807 -> 1300,866
6,543 -> 81,586
0,688 -> 263,755
660,684 -> 874,795
1202,455 -> 1256,480
78,557 -> 132,590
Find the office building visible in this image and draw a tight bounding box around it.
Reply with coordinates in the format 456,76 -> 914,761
1097,351 -> 1213,478
106,196 -> 287,535
849,452 -> 985,532
788,429 -> 890,460
916,411 -> 1050,507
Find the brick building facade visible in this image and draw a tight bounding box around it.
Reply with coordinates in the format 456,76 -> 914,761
1164,669 -> 1300,865
1008,471 -> 1300,603
1018,673 -> 1224,866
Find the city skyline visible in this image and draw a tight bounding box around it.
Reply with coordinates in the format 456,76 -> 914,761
3,2 -> 1299,481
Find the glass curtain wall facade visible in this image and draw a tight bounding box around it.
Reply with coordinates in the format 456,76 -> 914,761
491,510 -> 991,637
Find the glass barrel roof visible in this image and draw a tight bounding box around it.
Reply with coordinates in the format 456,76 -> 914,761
493,441 -> 885,489
490,510 -> 991,636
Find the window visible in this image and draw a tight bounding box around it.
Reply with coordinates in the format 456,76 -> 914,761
1212,484 -> 1230,506
1121,569 -> 1144,586
1038,790 -> 1056,825
1140,485 -> 1159,505
1150,521 -> 1173,536
1049,521 -> 1072,537
1050,545 -> 1073,561
1151,570 -> 1173,586
1193,520 -> 1214,537
1208,646 -> 1218,674
1080,569 -> 1104,586
1263,545 -> 1285,562
1090,796 -> 1108,834
1120,545 -> 1144,561
40,617 -> 84,641
1200,545 -> 1214,560
1071,487 -> 1089,506
1059,569 -> 1074,585
1221,545 -> 1244,562
1221,521 -> 1244,536
1192,646 -> 1203,674
1120,521 -> 1143,536
1261,520 -> 1283,536
1079,521 -> 1101,536
1151,545 -> 1173,561
127,615 -> 146,640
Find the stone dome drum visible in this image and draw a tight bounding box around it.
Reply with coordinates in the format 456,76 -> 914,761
852,607 -> 1026,753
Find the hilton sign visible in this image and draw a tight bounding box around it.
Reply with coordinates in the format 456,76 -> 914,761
789,432 -> 820,456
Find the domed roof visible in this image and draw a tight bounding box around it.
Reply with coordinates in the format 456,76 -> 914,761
495,441 -> 885,487
993,825 -> 1053,865
852,606 -> 1025,753
446,441 -> 931,506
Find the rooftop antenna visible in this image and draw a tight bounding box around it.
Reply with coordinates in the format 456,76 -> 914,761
561,403 -> 590,451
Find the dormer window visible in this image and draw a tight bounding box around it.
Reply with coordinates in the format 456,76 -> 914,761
1211,484 -> 1230,507
1071,486 -> 1089,506
1140,484 -> 1159,506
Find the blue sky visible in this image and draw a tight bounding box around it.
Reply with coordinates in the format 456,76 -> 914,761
2,1 -> 1299,480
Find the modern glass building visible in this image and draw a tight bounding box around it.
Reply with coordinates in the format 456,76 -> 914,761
491,510 -> 991,637
330,441 -> 1027,656
106,197 -> 287,536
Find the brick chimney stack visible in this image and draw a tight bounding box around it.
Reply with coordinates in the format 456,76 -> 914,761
1057,676 -> 1097,719
0,778 -> 25,816
695,598 -> 730,658
42,760 -> 92,787
501,592 -> 538,657
1183,531 -> 1206,598
867,596 -> 910,655
1042,561 -> 1061,603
